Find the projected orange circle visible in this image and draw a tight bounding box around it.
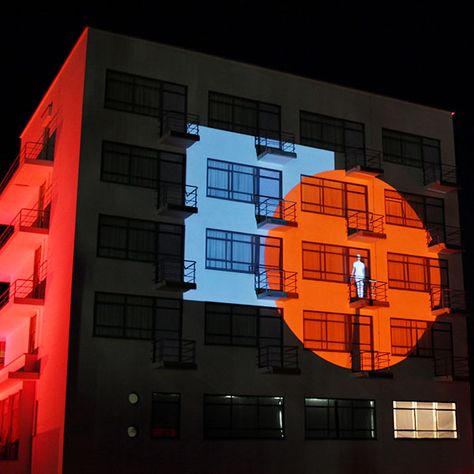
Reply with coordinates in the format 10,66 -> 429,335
267,170 -> 443,371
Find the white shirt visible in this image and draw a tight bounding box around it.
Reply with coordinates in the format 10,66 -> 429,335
352,260 -> 365,278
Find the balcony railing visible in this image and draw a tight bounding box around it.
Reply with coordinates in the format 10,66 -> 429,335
255,266 -> 298,299
0,208 -> 50,250
157,183 -> 198,217
255,131 -> 296,154
434,355 -> 469,380
0,278 -> 47,310
255,197 -> 297,229
426,223 -> 461,252
348,278 -> 389,308
257,345 -> 300,373
0,141 -> 51,196
155,258 -> 196,291
152,338 -> 196,368
423,162 -> 458,192
351,350 -> 391,375
430,286 -> 467,313
346,211 -> 385,239
345,148 -> 383,175
158,111 -> 200,148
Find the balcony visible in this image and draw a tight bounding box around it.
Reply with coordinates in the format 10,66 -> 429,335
430,286 -> 467,316
423,162 -> 458,193
0,353 -> 40,395
345,148 -> 383,177
257,345 -> 300,374
427,224 -> 462,254
0,209 -> 50,281
346,211 -> 386,242
255,131 -> 297,164
0,142 -> 54,221
433,355 -> 469,381
255,197 -> 297,230
0,277 -> 46,321
158,111 -> 200,148
157,183 -> 198,218
255,267 -> 298,299
351,350 -> 393,378
155,258 -> 196,292
349,278 -> 389,309
152,338 -> 197,369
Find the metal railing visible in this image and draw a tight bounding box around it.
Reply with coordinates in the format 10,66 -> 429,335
255,130 -> 296,154
352,350 -> 391,372
349,278 -> 388,303
152,338 -> 196,365
346,147 -> 382,171
434,355 -> 469,379
0,141 -> 51,195
255,266 -> 297,295
155,258 -> 196,285
423,162 -> 457,186
159,110 -> 200,137
255,197 -> 297,223
0,208 -> 50,250
347,210 -> 385,234
430,286 -> 467,312
426,223 -> 461,248
0,277 -> 47,310
158,183 -> 198,209
258,345 -> 299,370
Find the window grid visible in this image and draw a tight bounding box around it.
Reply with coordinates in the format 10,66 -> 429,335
305,398 -> 376,440
151,392 -> 180,439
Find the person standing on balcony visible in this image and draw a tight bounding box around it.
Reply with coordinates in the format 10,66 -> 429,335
352,254 -> 366,298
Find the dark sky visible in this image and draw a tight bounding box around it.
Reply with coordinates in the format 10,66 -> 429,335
1,3 -> 473,183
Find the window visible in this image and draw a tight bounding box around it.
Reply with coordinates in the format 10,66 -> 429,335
38,130 -> 56,161
97,215 -> 183,263
94,292 -> 181,341
208,92 -> 281,137
151,393 -> 180,439
204,394 -> 284,439
387,253 -> 448,291
300,111 -> 365,153
0,341 -> 4,368
301,176 -> 367,217
303,311 -> 372,352
302,242 -> 370,283
105,70 -> 187,118
393,401 -> 457,439
0,392 -> 20,460
382,129 -> 441,168
305,398 -> 375,439
205,302 -> 282,347
391,318 -> 452,358
207,159 -> 281,203
385,189 -> 444,229
101,141 -> 185,190
206,229 -> 282,273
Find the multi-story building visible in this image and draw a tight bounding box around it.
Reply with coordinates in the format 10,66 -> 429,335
0,27 -> 472,474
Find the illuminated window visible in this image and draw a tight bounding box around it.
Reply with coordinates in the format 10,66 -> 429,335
94,292 -> 181,341
305,398 -> 375,439
151,393 -> 180,439
391,318 -> 452,358
207,159 -> 281,203
206,229 -> 282,273
105,70 -> 187,118
393,401 -> 457,439
385,189 -> 444,229
0,392 -> 20,460
101,141 -> 185,190
387,253 -> 448,291
300,111 -> 365,153
300,176 -> 367,217
204,394 -> 284,439
205,302 -> 282,347
97,215 -> 183,263
303,311 -> 373,352
382,129 -> 440,169
208,91 -> 281,137
302,242 -> 370,282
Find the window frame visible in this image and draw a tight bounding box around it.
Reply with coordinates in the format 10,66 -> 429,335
151,392 -> 181,440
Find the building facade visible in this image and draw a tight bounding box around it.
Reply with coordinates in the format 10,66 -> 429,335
0,27 -> 472,474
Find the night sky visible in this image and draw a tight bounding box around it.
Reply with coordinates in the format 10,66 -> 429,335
1,3 -> 473,230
